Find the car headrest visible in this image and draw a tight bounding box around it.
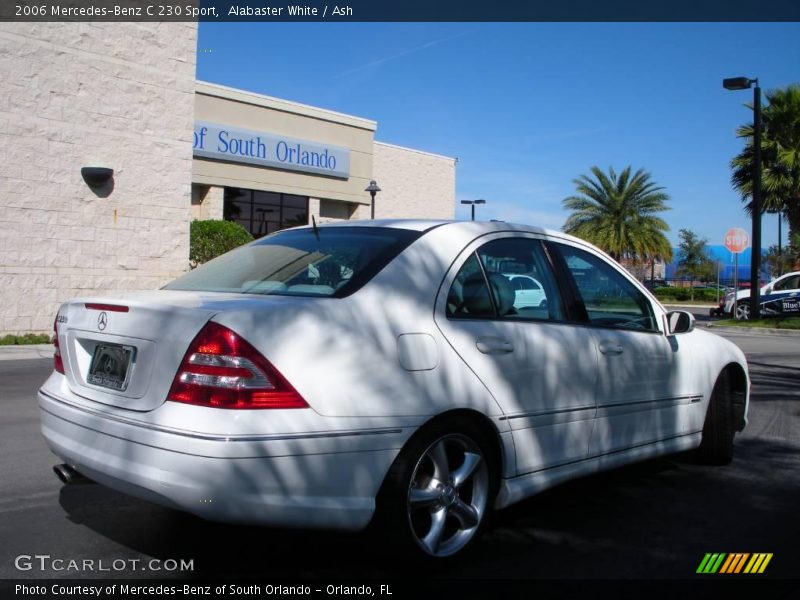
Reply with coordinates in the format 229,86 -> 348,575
488,273 -> 516,315
461,273 -> 493,314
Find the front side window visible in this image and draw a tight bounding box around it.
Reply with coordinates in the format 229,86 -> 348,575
446,238 -> 564,321
165,227 -> 420,298
554,244 -> 658,331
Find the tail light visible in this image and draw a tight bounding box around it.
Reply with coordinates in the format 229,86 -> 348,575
53,317 -> 64,374
167,322 -> 308,410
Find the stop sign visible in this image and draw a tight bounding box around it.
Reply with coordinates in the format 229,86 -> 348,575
724,228 -> 749,254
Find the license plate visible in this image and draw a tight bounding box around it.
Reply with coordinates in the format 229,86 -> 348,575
87,344 -> 135,391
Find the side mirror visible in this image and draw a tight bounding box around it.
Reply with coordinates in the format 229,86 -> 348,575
764,285 -> 773,295
666,310 -> 695,335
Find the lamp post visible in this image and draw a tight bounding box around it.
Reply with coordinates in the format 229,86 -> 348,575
723,76 -> 762,319
460,199 -> 486,221
365,180 -> 381,219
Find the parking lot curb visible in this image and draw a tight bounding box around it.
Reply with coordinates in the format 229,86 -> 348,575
705,324 -> 800,336
0,344 -> 53,361
662,303 -> 718,310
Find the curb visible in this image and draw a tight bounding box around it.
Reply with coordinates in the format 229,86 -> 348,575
0,344 -> 54,361
705,324 -> 800,337
663,304 -> 717,310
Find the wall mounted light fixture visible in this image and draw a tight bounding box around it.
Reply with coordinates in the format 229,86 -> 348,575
81,167 -> 114,187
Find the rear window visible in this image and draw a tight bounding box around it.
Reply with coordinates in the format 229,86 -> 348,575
165,226 -> 421,297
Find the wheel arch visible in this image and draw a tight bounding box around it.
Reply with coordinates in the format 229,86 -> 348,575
380,409 -> 508,494
722,361 -> 748,432
422,409 -> 505,477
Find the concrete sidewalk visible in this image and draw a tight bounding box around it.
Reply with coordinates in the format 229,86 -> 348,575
0,344 -> 53,361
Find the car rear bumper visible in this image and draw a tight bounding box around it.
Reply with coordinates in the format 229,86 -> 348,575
39,389 -> 405,530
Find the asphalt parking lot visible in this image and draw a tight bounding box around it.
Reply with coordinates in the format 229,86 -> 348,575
1,325 -> 798,583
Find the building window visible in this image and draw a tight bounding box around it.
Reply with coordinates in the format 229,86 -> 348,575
223,187 -> 309,238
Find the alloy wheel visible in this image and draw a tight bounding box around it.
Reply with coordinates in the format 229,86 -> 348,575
736,301 -> 751,320
405,433 -> 489,558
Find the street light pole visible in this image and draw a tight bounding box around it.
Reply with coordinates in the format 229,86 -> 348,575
460,199 -> 486,221
751,81 -> 762,319
723,76 -> 762,319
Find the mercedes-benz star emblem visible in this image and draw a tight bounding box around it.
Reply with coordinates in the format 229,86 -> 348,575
97,312 -> 108,331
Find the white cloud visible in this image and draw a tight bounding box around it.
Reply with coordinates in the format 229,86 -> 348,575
330,30 -> 473,80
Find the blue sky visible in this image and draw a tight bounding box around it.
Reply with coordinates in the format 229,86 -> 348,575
197,22 -> 800,249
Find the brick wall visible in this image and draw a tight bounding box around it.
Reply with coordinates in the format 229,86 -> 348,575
0,23 -> 197,334
371,142 -> 456,220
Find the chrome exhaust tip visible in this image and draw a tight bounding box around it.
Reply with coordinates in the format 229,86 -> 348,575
53,464 -> 91,485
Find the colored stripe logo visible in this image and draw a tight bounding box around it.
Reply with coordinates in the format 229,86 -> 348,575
697,553 -> 773,574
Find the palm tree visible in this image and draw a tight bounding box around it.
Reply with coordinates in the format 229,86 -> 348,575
562,166 -> 673,262
731,84 -> 800,239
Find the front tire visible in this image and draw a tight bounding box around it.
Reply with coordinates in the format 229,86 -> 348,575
697,370 -> 735,465
375,418 -> 497,560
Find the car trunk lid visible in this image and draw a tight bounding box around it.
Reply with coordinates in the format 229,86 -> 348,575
55,290 -> 285,412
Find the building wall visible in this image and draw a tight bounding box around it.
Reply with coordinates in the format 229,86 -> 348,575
371,142 -> 456,220
0,23 -> 197,335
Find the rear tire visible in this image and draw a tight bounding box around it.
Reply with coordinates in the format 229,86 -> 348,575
697,370 -> 735,465
735,301 -> 751,320
374,417 -> 497,561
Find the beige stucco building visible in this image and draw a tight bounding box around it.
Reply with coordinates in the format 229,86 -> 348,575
0,24 -> 456,336
191,82 -> 456,233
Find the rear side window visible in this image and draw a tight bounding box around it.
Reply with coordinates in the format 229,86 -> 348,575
446,237 -> 564,322
165,227 -> 421,298
554,244 -> 658,331
446,254 -> 495,318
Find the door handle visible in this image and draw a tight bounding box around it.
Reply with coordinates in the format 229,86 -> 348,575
598,341 -> 624,355
476,337 -> 514,354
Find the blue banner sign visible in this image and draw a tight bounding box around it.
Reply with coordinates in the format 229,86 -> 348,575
193,121 -> 350,179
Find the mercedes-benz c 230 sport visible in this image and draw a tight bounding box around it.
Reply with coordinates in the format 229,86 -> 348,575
40,220 -> 749,559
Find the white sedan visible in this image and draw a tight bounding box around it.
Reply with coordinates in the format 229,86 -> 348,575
722,271 -> 800,319
40,220 -> 749,559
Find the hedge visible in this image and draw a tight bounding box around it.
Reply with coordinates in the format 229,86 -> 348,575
190,219 -> 254,266
0,333 -> 52,345
652,287 -> 720,302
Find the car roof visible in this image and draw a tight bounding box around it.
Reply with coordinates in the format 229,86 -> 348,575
293,218 -> 566,238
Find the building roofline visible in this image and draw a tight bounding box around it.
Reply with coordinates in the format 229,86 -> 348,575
195,80 -> 378,131
374,140 -> 456,162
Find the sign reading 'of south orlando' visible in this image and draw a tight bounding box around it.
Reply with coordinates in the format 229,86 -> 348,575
193,121 -> 350,179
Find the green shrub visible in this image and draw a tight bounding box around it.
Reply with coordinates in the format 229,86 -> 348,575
653,287 -> 689,301
0,333 -> 52,345
190,219 -> 253,266
17,333 -> 51,344
653,287 -> 720,302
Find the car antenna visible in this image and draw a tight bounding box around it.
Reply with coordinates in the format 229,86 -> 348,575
311,215 -> 320,241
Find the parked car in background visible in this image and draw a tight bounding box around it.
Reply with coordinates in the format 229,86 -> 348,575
504,274 -> 547,308
40,220 -> 750,560
643,279 -> 668,290
721,271 -> 800,319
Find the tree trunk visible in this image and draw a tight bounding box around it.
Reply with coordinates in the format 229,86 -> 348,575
786,199 -> 800,242
786,200 -> 800,269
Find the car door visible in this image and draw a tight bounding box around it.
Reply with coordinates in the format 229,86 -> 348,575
764,273 -> 800,315
435,235 -> 598,475
549,242 -> 700,456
